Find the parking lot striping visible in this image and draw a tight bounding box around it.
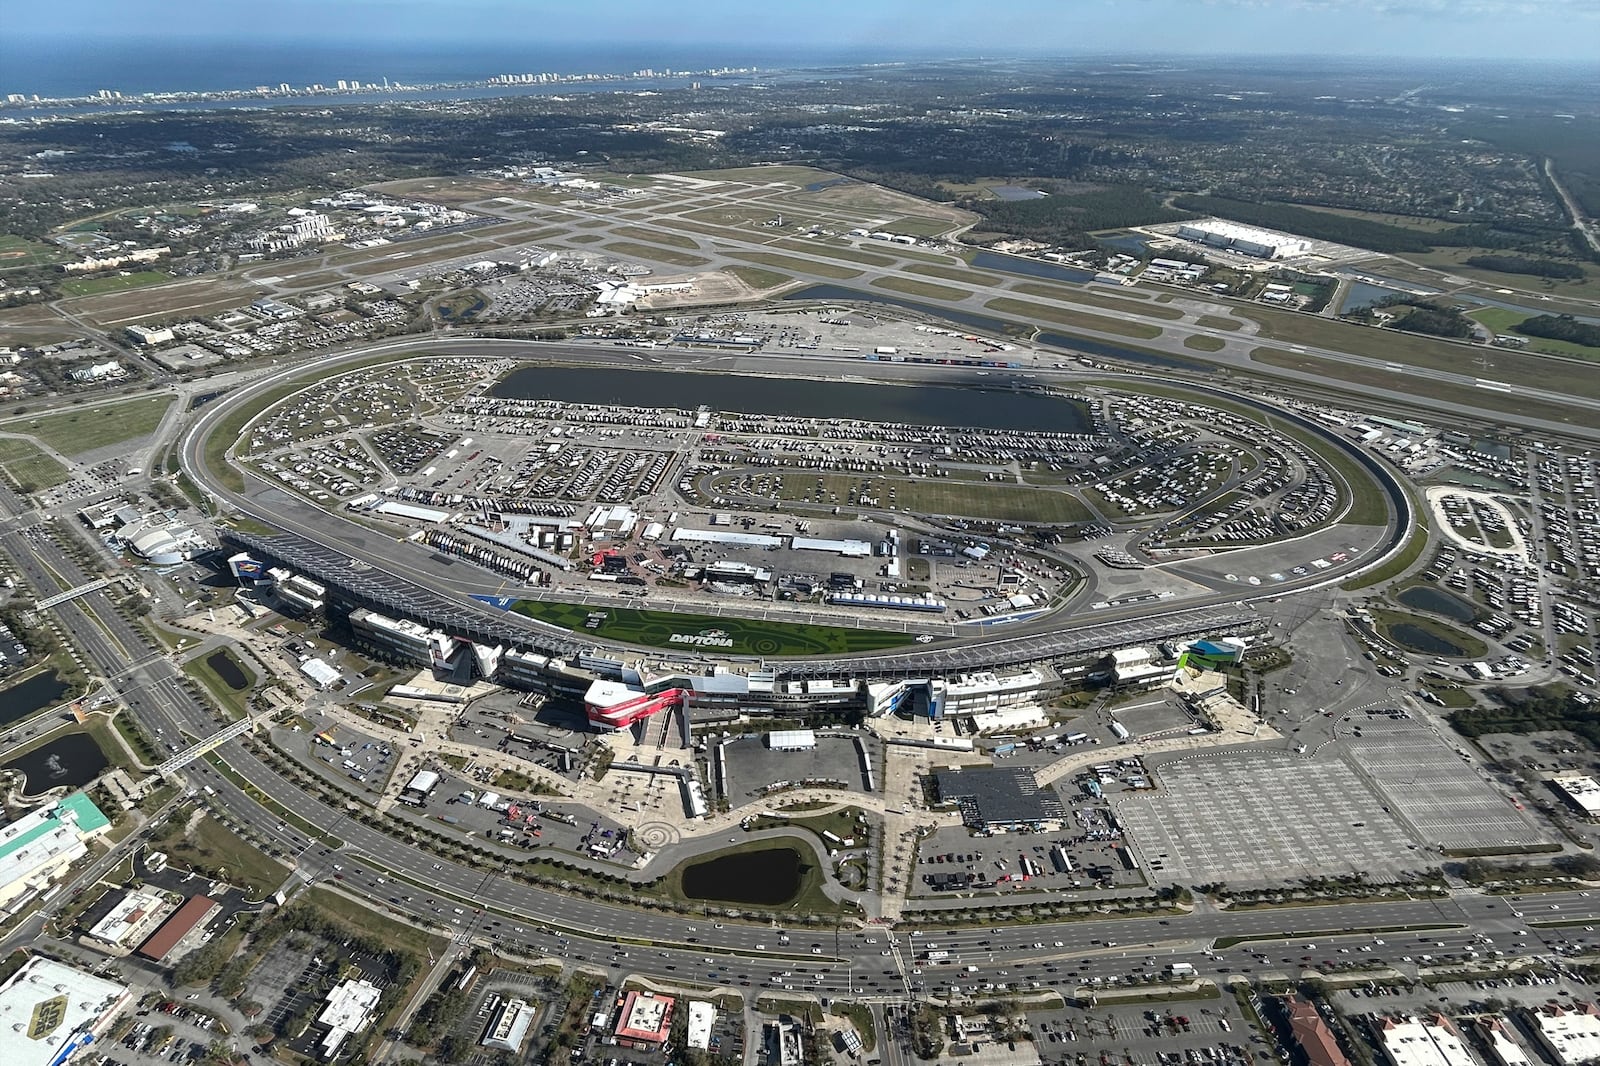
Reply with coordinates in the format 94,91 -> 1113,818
1116,753 -> 1419,885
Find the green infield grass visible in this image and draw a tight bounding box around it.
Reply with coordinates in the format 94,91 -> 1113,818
511,600 -> 915,656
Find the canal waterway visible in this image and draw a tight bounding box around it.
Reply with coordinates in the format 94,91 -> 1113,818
492,365 -> 1092,433
680,846 -> 804,906
2,731 -> 109,793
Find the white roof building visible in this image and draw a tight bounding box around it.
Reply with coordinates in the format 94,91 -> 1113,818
1373,1015 -> 1474,1066
316,978 -> 382,1060
480,998 -> 536,1052
86,886 -> 178,952
686,1001 -> 715,1051
0,793 -> 110,909
767,729 -> 816,751
1529,1003 -> 1600,1066
1552,775 -> 1600,819
300,658 -> 340,690
0,957 -> 131,1066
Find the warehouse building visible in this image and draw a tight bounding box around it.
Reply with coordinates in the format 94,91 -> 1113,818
1176,220 -> 1311,260
934,766 -> 1066,832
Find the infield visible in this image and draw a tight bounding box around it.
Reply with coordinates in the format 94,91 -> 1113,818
510,599 -> 915,656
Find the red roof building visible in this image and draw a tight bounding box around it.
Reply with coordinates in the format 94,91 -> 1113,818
137,895 -> 220,961
613,990 -> 674,1049
1283,995 -> 1352,1066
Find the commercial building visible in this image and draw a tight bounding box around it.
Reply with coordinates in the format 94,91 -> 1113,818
479,998 -> 535,1053
934,766 -> 1067,832
137,894 -> 221,963
1282,996 -> 1351,1066
685,1001 -> 715,1051
1527,1002 -> 1600,1066
0,793 -> 111,910
1551,774 -> 1600,820
0,957 -> 131,1066
125,325 -> 174,346
85,887 -> 178,955
1371,1014 -> 1474,1066
613,990 -> 674,1049
1476,1017 -> 1534,1066
315,978 -> 382,1059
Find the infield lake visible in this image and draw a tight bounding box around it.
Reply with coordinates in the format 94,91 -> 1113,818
492,365 -> 1092,433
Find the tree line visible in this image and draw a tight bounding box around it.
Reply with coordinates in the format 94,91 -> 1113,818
1465,255 -> 1586,280
1515,314 -> 1600,349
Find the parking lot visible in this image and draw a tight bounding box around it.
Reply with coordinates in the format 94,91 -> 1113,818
911,814 -> 1146,899
719,732 -> 879,801
1339,710 -> 1551,852
1024,993 -> 1256,1066
1114,751 -> 1420,884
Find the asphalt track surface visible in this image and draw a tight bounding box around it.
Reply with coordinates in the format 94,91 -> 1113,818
179,336 -> 1413,673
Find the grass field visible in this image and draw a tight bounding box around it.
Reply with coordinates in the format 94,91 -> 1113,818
0,233 -> 66,270
1399,245 -> 1600,303
1249,347 -> 1593,428
985,296 -> 1164,340
57,270 -> 169,297
771,239 -> 898,266
511,600 -> 913,656
1184,335 -> 1226,352
682,165 -> 839,185
60,275 -> 259,328
726,470 -> 1093,523
906,263 -> 1007,286
0,437 -> 69,490
1235,304 -> 1600,401
1009,281 -> 1185,321
1196,314 -> 1244,331
0,395 -> 174,456
725,251 -> 862,280
1468,306 -> 1600,362
610,225 -> 699,249
726,265 -> 794,290
163,814 -> 289,896
869,276 -> 971,302
183,646 -> 255,719
885,216 -> 957,237
602,241 -> 710,268
567,233 -> 605,244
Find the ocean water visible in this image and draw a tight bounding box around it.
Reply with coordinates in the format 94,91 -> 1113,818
0,36 -> 914,99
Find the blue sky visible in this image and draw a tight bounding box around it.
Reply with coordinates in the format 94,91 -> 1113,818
6,0 -> 1599,60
